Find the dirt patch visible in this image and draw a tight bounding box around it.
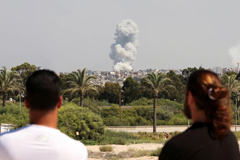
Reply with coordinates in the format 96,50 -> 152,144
88,156 -> 158,160
86,143 -> 163,154
87,143 -> 163,159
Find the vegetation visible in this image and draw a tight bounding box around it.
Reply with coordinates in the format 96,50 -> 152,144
140,73 -> 175,132
150,148 -> 162,156
0,67 -> 23,107
11,62 -> 36,84
99,146 -> 113,152
58,103 -> 105,140
2,63 -> 240,144
2,102 -> 240,146
0,103 -> 28,128
221,74 -> 240,107
63,68 -> 98,106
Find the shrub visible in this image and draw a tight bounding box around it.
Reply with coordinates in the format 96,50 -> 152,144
103,116 -> 122,126
150,148 -> 162,156
82,98 -> 100,115
101,105 -> 186,126
72,97 -> 100,114
58,103 -> 105,140
169,131 -> 182,137
99,145 -> 113,152
167,114 -> 188,125
127,148 -> 136,152
97,130 -> 138,145
133,149 -> 149,157
112,137 -> 127,145
101,106 -> 119,118
128,97 -> 183,108
0,103 -> 29,128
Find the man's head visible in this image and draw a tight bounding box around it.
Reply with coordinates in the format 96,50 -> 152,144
25,70 -> 62,112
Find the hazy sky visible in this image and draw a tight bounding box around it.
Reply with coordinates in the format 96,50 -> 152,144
1,0 -> 240,72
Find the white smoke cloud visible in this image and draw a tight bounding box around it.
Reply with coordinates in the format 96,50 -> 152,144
229,42 -> 240,67
109,19 -> 139,71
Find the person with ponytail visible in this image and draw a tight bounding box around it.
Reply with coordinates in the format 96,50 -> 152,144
159,70 -> 240,160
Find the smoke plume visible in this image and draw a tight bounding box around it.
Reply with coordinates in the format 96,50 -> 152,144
229,42 -> 240,67
109,19 -> 139,71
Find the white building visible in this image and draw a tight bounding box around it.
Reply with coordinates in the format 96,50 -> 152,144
37,66 -> 44,70
212,67 -> 223,76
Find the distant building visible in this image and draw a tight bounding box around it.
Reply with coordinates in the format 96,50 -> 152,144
212,67 -> 223,76
37,66 -> 44,70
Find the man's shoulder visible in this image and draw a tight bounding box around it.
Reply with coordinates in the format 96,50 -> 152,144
59,132 -> 86,149
0,125 -> 30,139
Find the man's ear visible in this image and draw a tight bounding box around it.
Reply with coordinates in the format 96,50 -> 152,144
24,97 -> 30,109
57,96 -> 63,109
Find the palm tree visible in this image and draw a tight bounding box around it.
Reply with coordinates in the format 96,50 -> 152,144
63,68 -> 98,106
141,72 -> 175,132
221,74 -> 240,107
0,67 -> 23,107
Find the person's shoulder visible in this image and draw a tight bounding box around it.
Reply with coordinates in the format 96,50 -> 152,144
56,132 -> 88,158
0,125 -> 30,140
228,131 -> 237,138
226,131 -> 239,143
164,132 -> 184,148
163,129 -> 194,150
159,133 -> 185,160
59,132 -> 87,152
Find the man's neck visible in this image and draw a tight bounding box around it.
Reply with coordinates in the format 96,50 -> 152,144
29,109 -> 58,129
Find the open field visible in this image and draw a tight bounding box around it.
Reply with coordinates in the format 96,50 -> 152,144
87,143 -> 163,154
87,141 -> 240,160
107,125 -> 240,133
88,157 -> 158,160
87,143 -> 162,160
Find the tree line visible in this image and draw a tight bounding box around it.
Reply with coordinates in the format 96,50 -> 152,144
1,62 -> 240,132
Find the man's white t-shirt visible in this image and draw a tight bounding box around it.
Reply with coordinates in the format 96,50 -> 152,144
0,124 -> 88,160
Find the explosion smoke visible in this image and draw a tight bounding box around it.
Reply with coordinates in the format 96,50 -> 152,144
229,42 -> 240,67
109,19 -> 139,71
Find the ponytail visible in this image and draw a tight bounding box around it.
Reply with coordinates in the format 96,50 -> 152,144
187,70 -> 233,140
208,87 -> 232,139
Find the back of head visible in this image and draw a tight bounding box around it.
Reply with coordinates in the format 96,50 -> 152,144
185,70 -> 231,139
26,70 -> 61,111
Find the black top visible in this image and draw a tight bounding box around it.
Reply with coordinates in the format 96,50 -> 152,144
159,122 -> 240,160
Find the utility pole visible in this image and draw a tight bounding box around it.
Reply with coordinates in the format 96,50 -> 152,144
236,96 -> 239,131
119,92 -> 122,123
19,90 -> 22,109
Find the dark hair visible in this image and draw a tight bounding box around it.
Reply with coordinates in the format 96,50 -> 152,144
186,70 -> 231,139
26,70 -> 61,111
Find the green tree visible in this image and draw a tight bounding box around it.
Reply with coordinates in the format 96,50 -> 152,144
224,71 -> 237,76
122,77 -> 141,104
99,82 -> 121,104
165,70 -> 185,102
85,86 -> 104,100
11,62 -> 36,84
0,67 -> 23,107
236,71 -> 240,80
221,74 -> 240,107
140,72 -> 175,132
63,68 -> 98,106
182,67 -> 198,77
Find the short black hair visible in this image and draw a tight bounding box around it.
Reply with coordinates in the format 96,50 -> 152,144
26,70 -> 61,111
